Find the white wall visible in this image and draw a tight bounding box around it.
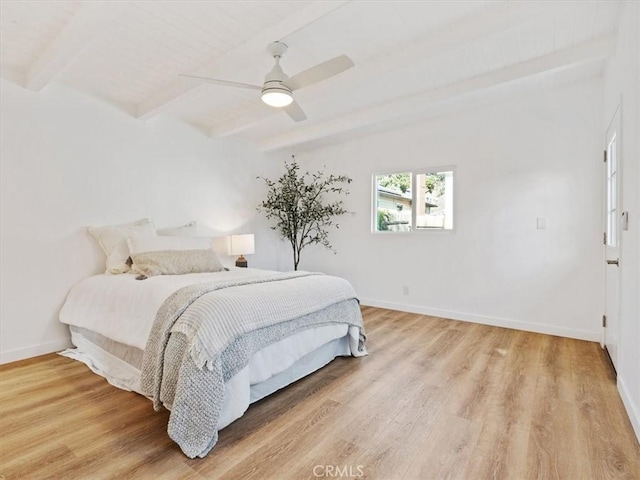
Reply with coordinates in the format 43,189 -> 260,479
289,79 -> 604,343
0,79 -> 282,363
603,1 -> 640,441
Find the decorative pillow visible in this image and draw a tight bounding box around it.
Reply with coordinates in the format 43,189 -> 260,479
88,218 -> 156,274
127,235 -> 212,255
157,221 -> 198,236
131,249 -> 225,278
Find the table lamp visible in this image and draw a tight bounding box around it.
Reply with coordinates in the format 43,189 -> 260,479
229,234 -> 255,268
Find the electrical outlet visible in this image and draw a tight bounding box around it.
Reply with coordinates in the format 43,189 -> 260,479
402,285 -> 409,295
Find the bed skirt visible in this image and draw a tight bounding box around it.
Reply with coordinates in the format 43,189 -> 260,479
60,324 -> 351,429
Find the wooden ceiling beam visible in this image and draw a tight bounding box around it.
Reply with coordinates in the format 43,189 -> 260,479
208,109 -> 274,138
25,2 -> 128,91
259,35 -> 615,152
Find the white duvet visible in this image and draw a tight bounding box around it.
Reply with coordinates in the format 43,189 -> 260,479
59,268 -> 278,350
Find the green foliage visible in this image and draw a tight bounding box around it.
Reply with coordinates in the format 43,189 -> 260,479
424,173 -> 445,195
257,156 -> 352,270
377,209 -> 391,231
378,172 -> 445,195
378,173 -> 410,193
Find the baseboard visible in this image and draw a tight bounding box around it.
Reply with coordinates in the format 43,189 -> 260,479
359,298 -> 601,342
0,338 -> 72,365
618,375 -> 640,444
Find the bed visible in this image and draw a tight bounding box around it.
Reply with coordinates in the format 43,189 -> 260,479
59,267 -> 367,458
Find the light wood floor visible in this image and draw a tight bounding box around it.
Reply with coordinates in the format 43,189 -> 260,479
1,307 -> 639,479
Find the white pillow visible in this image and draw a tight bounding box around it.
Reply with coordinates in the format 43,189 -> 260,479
157,221 -> 198,236
127,235 -> 213,255
88,218 -> 156,274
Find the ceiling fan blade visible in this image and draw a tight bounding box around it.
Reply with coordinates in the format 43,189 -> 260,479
178,74 -> 261,91
283,100 -> 307,122
284,55 -> 354,91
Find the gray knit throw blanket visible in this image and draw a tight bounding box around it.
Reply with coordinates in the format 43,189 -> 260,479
140,271 -> 366,458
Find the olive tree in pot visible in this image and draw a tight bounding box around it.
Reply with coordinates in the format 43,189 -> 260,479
258,156 -> 352,271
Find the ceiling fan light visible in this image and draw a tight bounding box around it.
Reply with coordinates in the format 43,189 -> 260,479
261,87 -> 293,107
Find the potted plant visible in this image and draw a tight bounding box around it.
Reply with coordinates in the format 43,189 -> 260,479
258,156 -> 352,270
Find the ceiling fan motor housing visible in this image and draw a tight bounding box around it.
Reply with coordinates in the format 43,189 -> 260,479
261,63 -> 292,106
261,42 -> 293,107
263,63 -> 289,86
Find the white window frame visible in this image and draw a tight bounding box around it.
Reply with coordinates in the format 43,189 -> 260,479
371,166 -> 456,234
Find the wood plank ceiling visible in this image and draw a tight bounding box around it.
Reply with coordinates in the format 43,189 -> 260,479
0,1 -> 621,152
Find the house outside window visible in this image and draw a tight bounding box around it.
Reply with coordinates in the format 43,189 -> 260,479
373,168 -> 454,232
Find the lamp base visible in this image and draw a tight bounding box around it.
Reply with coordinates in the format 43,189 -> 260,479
235,255 -> 248,268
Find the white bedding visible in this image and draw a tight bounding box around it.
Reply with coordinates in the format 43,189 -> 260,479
59,268 -> 360,431
59,268 -> 277,350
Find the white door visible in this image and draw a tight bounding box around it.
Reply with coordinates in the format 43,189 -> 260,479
604,108 -> 621,371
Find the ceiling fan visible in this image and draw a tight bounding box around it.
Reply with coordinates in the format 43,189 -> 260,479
179,41 -> 354,122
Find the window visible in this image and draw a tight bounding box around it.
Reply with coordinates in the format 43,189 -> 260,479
606,133 -> 617,246
373,168 -> 454,232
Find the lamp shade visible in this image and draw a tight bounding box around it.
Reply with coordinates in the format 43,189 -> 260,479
229,234 -> 255,256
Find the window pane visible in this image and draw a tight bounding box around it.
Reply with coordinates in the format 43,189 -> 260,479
609,135 -> 617,174
415,171 -> 453,230
610,172 -> 617,210
609,208 -> 617,246
606,135 -> 618,246
375,173 -> 412,232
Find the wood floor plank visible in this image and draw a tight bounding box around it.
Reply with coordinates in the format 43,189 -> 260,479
1,308 -> 639,479
570,339 -> 640,479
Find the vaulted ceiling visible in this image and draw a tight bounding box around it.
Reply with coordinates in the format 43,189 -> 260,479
0,1 -> 620,151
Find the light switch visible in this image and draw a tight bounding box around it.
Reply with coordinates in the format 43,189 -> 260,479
537,217 -> 546,230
